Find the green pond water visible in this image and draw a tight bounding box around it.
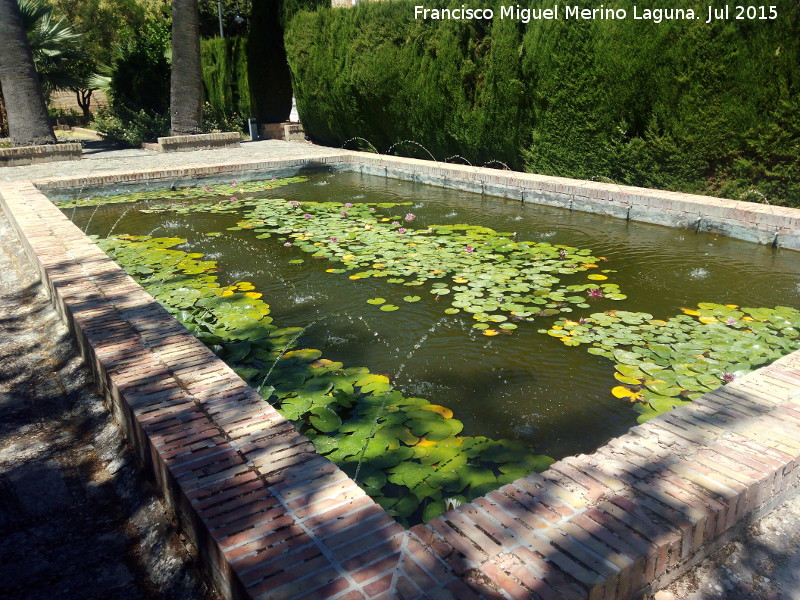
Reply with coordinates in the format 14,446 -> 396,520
60,171 -> 800,518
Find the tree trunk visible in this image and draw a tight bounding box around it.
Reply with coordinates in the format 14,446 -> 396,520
170,0 -> 203,135
0,0 -> 56,146
75,88 -> 93,123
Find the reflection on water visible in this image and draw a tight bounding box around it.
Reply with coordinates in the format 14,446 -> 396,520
65,171 -> 800,460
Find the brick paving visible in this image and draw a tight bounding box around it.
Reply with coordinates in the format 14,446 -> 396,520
1,144 -> 799,600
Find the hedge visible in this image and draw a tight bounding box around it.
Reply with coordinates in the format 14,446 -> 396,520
200,36 -> 251,128
285,0 -> 800,206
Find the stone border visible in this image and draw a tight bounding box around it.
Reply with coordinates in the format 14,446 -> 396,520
32,151 -> 800,250
2,151 -> 800,600
0,142 -> 82,167
142,132 -> 242,153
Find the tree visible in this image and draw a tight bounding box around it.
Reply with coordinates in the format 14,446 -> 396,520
170,0 -> 203,135
0,0 -> 56,145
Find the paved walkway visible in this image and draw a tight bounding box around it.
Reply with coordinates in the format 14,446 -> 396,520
1,141 -> 799,600
0,209 -> 218,600
0,139 -> 344,182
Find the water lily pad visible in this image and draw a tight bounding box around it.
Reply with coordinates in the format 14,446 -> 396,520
380,304 -> 399,311
367,297 -> 386,305
309,406 -> 343,433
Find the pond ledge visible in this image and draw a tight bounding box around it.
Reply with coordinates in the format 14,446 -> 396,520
2,161 -> 800,600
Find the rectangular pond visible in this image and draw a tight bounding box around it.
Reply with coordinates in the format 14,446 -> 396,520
57,168 -> 800,526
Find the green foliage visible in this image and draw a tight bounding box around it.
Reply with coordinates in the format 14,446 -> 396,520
92,107 -> 169,147
93,12 -> 171,146
200,36 -> 251,131
107,24 -> 171,116
50,0 -> 169,67
17,0 -> 87,96
543,303 -> 800,422
48,106 -> 82,126
285,0 -> 800,205
198,0 -> 251,38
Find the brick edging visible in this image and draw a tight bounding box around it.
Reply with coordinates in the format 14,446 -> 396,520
1,156 -> 799,600
0,142 -> 82,167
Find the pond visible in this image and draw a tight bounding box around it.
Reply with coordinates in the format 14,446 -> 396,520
58,170 -> 800,525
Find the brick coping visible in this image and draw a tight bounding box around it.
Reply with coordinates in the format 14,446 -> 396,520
1,154 -> 799,600
142,132 -> 242,153
0,142 -> 82,167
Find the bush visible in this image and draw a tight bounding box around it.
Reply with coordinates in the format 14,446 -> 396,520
107,30 -> 171,117
95,12 -> 170,147
285,0 -> 800,206
48,107 -> 84,127
93,107 -> 169,147
201,36 -> 251,131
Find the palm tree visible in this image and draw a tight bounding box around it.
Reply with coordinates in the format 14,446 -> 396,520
0,0 -> 56,145
170,0 -> 203,135
18,0 -> 84,97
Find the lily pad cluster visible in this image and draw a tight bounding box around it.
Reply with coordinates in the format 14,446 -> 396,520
56,176 -> 308,208
217,199 -> 624,328
97,234 -> 554,526
542,303 -> 800,422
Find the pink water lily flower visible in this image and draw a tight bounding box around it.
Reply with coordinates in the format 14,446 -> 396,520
404,213 -> 416,222
231,179 -> 238,185
587,288 -> 604,298
465,246 -> 475,253
303,214 -> 312,219
230,196 -> 238,202
721,372 -> 736,383
289,200 -> 300,207
283,242 -> 292,247
726,317 -> 737,325
344,202 -> 353,208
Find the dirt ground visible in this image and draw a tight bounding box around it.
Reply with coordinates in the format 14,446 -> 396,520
0,210 -> 218,600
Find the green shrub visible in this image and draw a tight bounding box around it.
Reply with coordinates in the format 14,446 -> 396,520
48,107 -> 84,127
107,29 -> 171,117
285,0 -> 800,206
201,36 -> 252,131
93,107 -> 169,147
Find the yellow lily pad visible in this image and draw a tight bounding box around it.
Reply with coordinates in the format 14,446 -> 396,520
419,404 -> 454,419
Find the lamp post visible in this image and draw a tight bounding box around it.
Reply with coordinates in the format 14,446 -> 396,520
217,1 -> 224,37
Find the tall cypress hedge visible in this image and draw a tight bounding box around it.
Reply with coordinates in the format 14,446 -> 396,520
201,36 -> 252,126
285,0 -> 800,206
